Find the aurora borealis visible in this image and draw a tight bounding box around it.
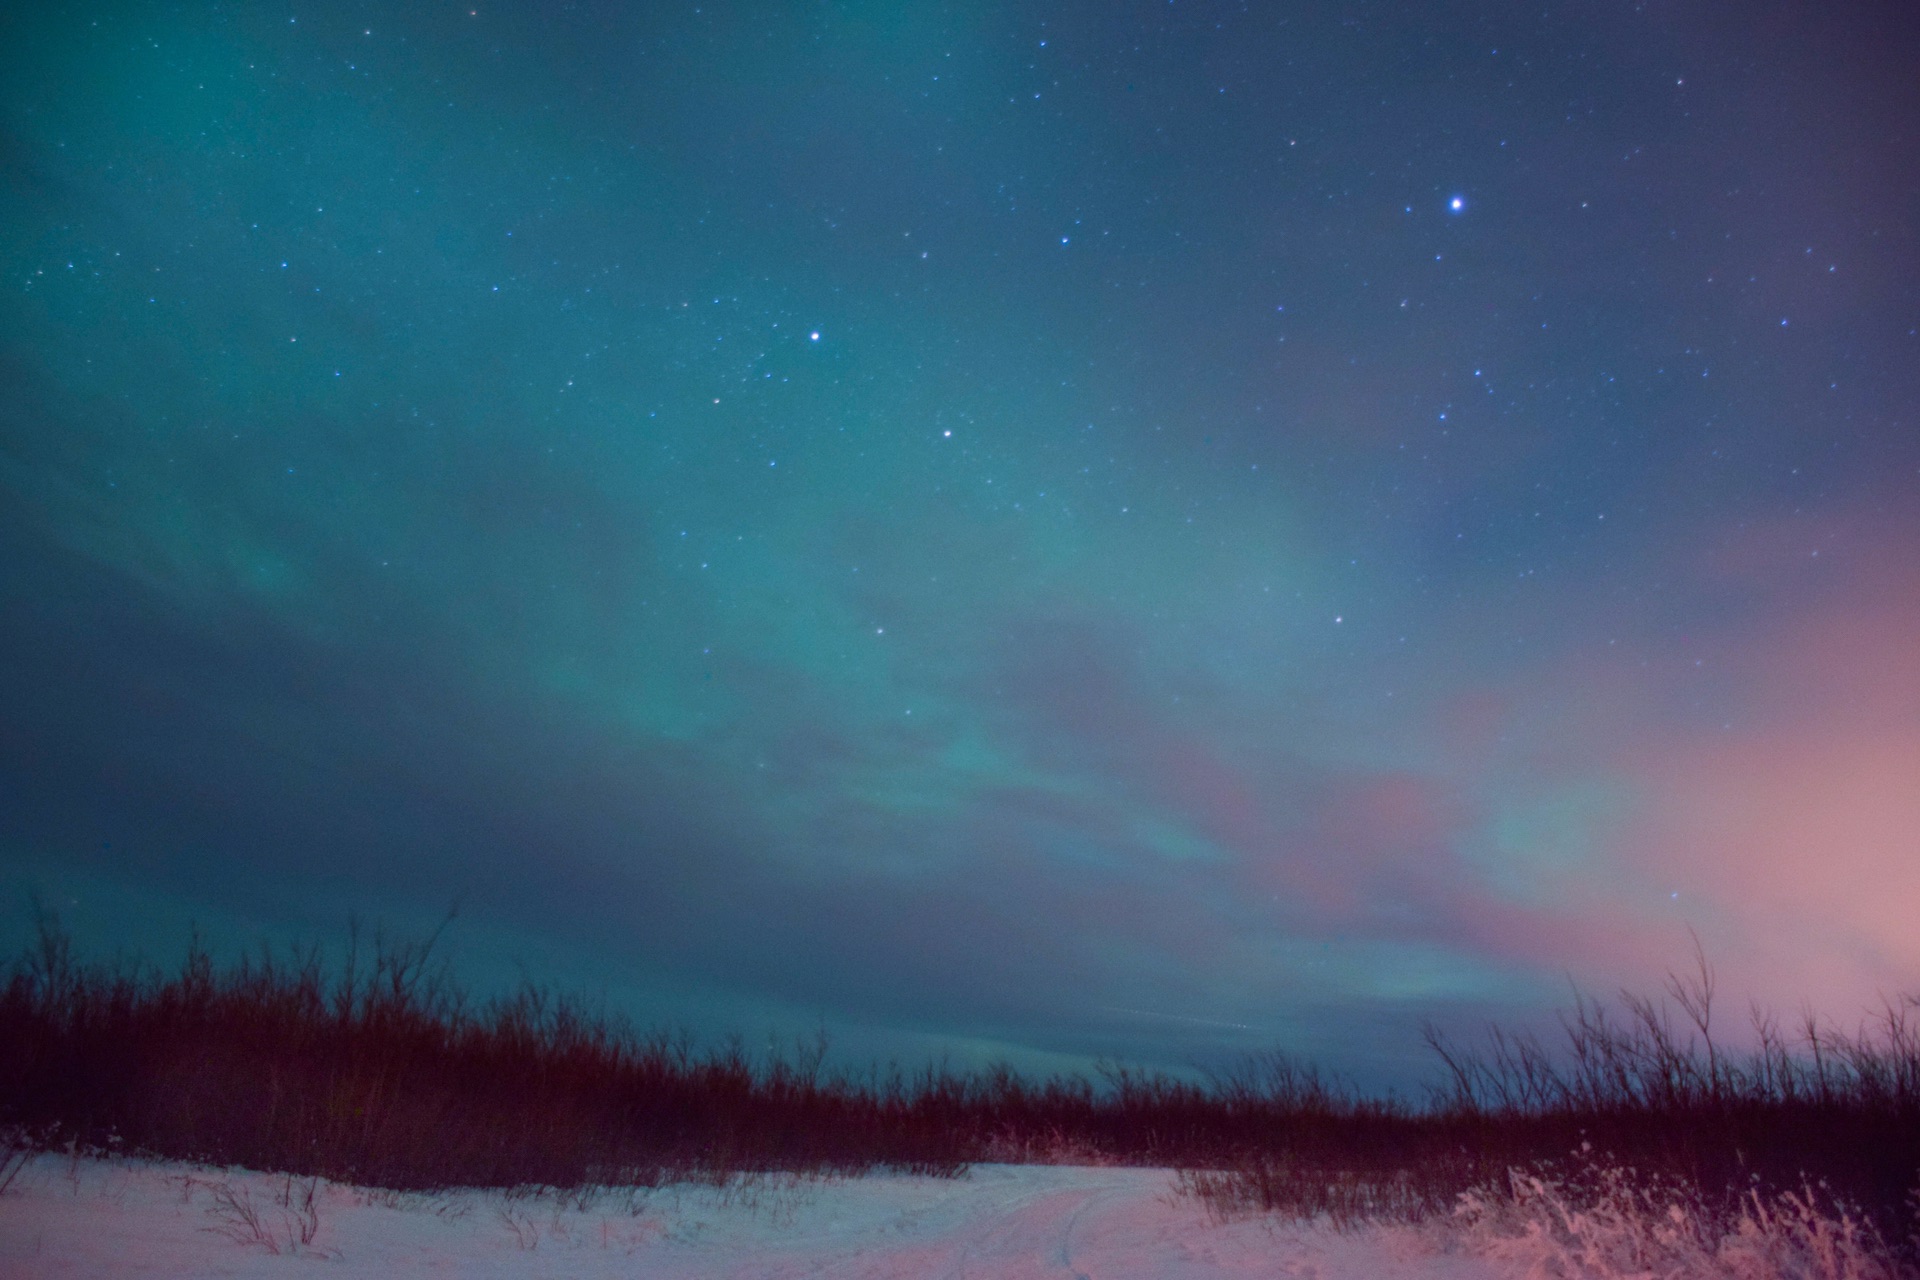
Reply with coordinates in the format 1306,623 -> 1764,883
3,1 -> 1916,1085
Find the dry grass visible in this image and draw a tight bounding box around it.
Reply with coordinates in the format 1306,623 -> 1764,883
3,911 -> 1916,1274
0,1126 -> 30,1197
1449,1167 -> 1917,1280
1177,945 -> 1920,1274
0,911 -> 1385,1185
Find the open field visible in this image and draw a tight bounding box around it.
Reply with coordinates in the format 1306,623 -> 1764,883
0,1152 -> 1513,1279
4,921 -> 1917,1276
5,1151 -> 1914,1279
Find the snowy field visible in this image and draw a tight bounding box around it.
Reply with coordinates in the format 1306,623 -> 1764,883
0,1153 -> 1513,1279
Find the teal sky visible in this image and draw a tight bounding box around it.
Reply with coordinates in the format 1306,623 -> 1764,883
4,0 -> 1917,1086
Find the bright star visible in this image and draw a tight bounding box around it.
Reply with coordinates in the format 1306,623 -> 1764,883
809,331 -> 820,341
1449,196 -> 1465,212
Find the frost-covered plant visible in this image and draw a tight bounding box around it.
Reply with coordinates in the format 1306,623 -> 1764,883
1449,1166 -> 1916,1280
1720,1186 -> 1911,1280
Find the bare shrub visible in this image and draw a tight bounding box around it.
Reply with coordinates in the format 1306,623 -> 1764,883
1179,948 -> 1920,1272
200,1175 -> 324,1256
1177,1160 -> 1473,1231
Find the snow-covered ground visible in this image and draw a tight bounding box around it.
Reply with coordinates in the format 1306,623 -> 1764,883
0,1152 -> 1511,1278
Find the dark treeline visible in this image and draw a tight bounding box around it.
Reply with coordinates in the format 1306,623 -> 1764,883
2,916 -> 1916,1253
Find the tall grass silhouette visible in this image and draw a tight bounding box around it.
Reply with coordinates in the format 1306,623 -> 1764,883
3,911 -> 1915,1268
1187,943 -> 1920,1272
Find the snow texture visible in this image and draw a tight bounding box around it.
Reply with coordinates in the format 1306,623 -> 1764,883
0,1153 -> 1512,1278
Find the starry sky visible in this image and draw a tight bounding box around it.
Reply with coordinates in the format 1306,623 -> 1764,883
3,0 -> 1917,1087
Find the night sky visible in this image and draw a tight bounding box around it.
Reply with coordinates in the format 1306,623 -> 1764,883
4,1 -> 1917,1087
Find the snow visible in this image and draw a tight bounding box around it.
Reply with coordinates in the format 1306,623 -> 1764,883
0,1153 -> 1515,1278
